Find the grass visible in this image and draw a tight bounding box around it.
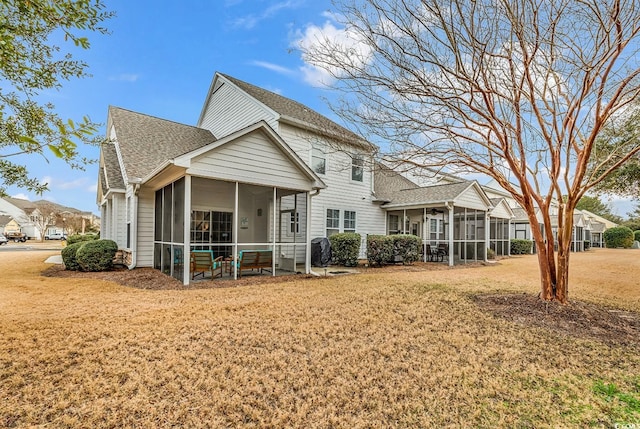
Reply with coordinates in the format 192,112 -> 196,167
1,249 -> 640,428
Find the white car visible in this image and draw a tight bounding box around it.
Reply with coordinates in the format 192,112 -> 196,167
0,234 -> 7,245
44,232 -> 66,240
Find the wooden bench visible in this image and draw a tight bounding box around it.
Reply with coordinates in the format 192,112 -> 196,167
191,250 -> 223,279
234,250 -> 273,278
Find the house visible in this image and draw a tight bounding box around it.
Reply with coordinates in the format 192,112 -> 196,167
98,72 -> 516,285
0,197 -> 98,239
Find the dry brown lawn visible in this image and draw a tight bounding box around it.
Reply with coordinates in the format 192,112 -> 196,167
1,249 -> 640,428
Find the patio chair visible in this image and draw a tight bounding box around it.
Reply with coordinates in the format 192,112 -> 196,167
190,250 -> 223,279
436,243 -> 449,261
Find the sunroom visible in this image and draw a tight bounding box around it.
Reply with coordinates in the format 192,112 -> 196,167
131,122 -> 325,285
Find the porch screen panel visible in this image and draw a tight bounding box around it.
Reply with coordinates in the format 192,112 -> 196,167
172,177 -> 185,244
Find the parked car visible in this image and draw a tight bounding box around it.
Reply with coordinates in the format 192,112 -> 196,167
5,231 -> 27,242
0,234 -> 7,245
44,232 -> 66,240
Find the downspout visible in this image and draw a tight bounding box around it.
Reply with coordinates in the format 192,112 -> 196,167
127,179 -> 141,270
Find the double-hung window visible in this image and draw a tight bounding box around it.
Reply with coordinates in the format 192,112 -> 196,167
326,209 -> 340,236
351,154 -> 364,182
312,144 -> 326,174
344,210 -> 356,233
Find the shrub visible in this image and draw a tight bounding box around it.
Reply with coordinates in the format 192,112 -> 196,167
329,232 -> 361,267
487,247 -> 496,260
76,239 -> 119,271
510,239 -> 533,255
61,242 -> 85,271
66,233 -> 99,246
392,234 -> 421,265
634,230 -> 640,243
604,226 -> 634,248
367,235 -> 394,267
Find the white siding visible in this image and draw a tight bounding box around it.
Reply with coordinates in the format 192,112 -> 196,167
279,124 -> 386,258
490,202 -> 512,219
199,81 -> 278,138
113,193 -> 127,248
136,189 -> 155,267
454,186 -> 490,211
188,130 -> 314,191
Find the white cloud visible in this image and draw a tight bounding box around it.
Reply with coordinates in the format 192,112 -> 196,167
250,61 -> 295,76
231,0 -> 301,30
108,73 -> 140,82
294,17 -> 372,87
87,184 -> 98,193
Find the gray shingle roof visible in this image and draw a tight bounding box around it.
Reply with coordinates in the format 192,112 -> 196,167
373,163 -> 419,202
383,180 -> 472,207
102,141 -> 125,190
109,106 -> 217,181
220,73 -> 373,150
511,207 -> 530,222
590,222 -> 606,233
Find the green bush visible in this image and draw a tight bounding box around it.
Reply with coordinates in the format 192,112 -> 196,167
604,226 -> 634,248
61,242 -> 85,271
329,232 -> 361,267
392,234 -> 421,265
510,239 -> 533,255
367,235 -> 394,267
487,247 -> 496,260
634,230 -> 640,243
66,233 -> 99,246
76,239 -> 119,271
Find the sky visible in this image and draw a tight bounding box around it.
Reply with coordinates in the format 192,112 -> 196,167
5,0 -> 638,218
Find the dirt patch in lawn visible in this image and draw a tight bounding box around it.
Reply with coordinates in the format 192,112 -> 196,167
474,293 -> 640,347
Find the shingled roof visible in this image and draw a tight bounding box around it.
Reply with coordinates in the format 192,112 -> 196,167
382,180 -> 474,207
109,106 -> 217,182
373,163 -> 420,202
220,73 -> 373,150
101,141 -> 125,191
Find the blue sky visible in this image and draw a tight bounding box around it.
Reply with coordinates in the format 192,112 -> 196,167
9,0 -> 342,214
7,0 -> 637,218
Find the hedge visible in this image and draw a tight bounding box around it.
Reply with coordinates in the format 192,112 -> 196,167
367,235 -> 394,267
604,226 -> 634,248
76,239 -> 119,271
66,233 -> 99,246
329,232 -> 361,267
634,230 -> 640,243
61,242 -> 85,271
392,234 -> 421,265
510,239 -> 533,255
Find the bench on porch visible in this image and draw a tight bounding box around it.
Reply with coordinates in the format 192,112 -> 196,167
232,250 -> 273,278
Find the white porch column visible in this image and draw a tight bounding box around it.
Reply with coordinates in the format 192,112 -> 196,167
402,209 -> 407,234
448,204 -> 454,267
485,212 -> 490,262
233,182 -> 239,280
182,175 -> 191,286
272,187 -> 277,276
423,207 -> 427,262
305,192 -> 312,274
508,219 -> 512,256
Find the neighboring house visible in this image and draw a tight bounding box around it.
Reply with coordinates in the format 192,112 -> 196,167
98,72 -> 516,285
0,197 -> 98,239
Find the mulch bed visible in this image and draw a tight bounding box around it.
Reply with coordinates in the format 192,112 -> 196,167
474,293 -> 640,347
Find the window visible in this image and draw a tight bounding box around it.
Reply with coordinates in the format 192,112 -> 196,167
290,212 -> 300,234
344,210 -> 356,233
351,154 -> 364,182
326,209 -> 340,236
312,144 -> 326,174
389,214 -> 399,233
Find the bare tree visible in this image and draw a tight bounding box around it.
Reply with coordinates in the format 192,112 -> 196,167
300,0 -> 640,303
